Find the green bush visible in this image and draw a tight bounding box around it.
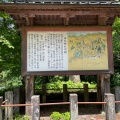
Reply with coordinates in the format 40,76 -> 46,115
62,112 -> 70,120
13,114 -> 30,120
111,72 -> 120,87
50,111 -> 70,120
50,112 -> 62,120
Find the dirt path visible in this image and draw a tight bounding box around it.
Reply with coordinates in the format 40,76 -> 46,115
40,105 -> 120,120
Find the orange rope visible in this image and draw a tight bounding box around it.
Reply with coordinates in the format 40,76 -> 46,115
1,104 -> 31,107
2,101 -> 120,107
1,101 -> 108,107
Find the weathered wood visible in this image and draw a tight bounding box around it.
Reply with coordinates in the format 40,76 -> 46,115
13,88 -> 20,114
115,86 -> 120,113
5,91 -> 13,120
19,85 -> 25,112
42,84 -> 46,103
63,84 -> 67,102
69,94 -> 78,120
31,95 -> 40,120
84,84 -> 89,102
97,75 -> 102,102
104,93 -> 116,120
0,96 -> 3,120
100,74 -> 110,111
104,74 -> 110,93
25,76 -> 35,116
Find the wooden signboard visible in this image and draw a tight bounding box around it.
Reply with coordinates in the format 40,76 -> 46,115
21,27 -> 114,76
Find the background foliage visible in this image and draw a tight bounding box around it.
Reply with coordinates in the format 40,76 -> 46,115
0,12 -> 120,90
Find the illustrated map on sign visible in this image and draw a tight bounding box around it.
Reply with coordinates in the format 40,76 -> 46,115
68,31 -> 108,70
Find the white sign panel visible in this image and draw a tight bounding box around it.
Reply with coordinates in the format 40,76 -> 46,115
27,32 -> 68,71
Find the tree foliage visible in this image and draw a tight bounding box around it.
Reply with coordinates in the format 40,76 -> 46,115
0,12 -> 22,87
112,17 -> 120,72
110,17 -> 120,87
0,12 -> 120,88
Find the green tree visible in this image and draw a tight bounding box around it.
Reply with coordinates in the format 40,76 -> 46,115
110,17 -> 120,87
112,17 -> 120,72
0,12 -> 22,88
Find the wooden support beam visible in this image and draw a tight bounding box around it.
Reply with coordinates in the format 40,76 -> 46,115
84,84 -> 89,102
63,84 -> 68,102
98,14 -> 108,25
100,74 -> 111,111
97,75 -> 102,102
25,76 -> 35,116
19,14 -> 35,26
64,16 -> 69,25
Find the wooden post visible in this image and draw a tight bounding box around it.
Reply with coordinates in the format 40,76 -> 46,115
104,93 -> 116,120
0,96 -> 3,120
26,76 -> 34,116
104,74 -> 110,93
5,91 -> 13,120
84,84 -> 89,102
69,94 -> 78,120
31,95 -> 40,120
42,84 -> 46,103
63,84 -> 67,102
97,75 -> 102,102
115,86 -> 120,113
100,74 -> 110,111
13,88 -> 20,114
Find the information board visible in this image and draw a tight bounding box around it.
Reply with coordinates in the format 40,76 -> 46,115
22,27 -> 114,76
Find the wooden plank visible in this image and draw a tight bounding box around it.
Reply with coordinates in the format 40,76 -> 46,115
84,84 -> 89,102
25,76 -> 35,116
13,88 -> 20,114
97,75 -> 102,102
5,91 -> 13,120
63,84 -> 68,102
42,84 -> 46,103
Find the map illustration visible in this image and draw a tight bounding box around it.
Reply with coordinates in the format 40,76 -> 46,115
68,31 -> 108,70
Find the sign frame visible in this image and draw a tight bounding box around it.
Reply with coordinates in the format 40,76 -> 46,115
21,26 -> 114,76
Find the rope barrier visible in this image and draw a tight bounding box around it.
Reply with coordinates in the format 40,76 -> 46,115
1,101 -> 120,107
1,104 -> 31,107
78,102 -> 106,104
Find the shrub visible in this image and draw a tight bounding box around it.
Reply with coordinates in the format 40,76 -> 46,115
13,114 -> 30,120
50,111 -> 70,120
111,72 -> 120,87
50,112 -> 62,120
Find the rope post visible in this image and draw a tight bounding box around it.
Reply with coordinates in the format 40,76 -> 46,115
115,86 -> 120,113
13,88 -> 20,114
104,93 -> 116,120
42,84 -> 46,103
31,95 -> 40,120
0,96 -> 3,120
63,84 -> 67,102
69,94 -> 78,120
84,84 -> 89,102
5,91 -> 13,120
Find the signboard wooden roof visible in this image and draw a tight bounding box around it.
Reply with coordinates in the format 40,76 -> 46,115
0,3 -> 120,28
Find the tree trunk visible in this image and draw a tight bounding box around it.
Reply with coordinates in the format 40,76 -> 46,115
69,75 -> 81,83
